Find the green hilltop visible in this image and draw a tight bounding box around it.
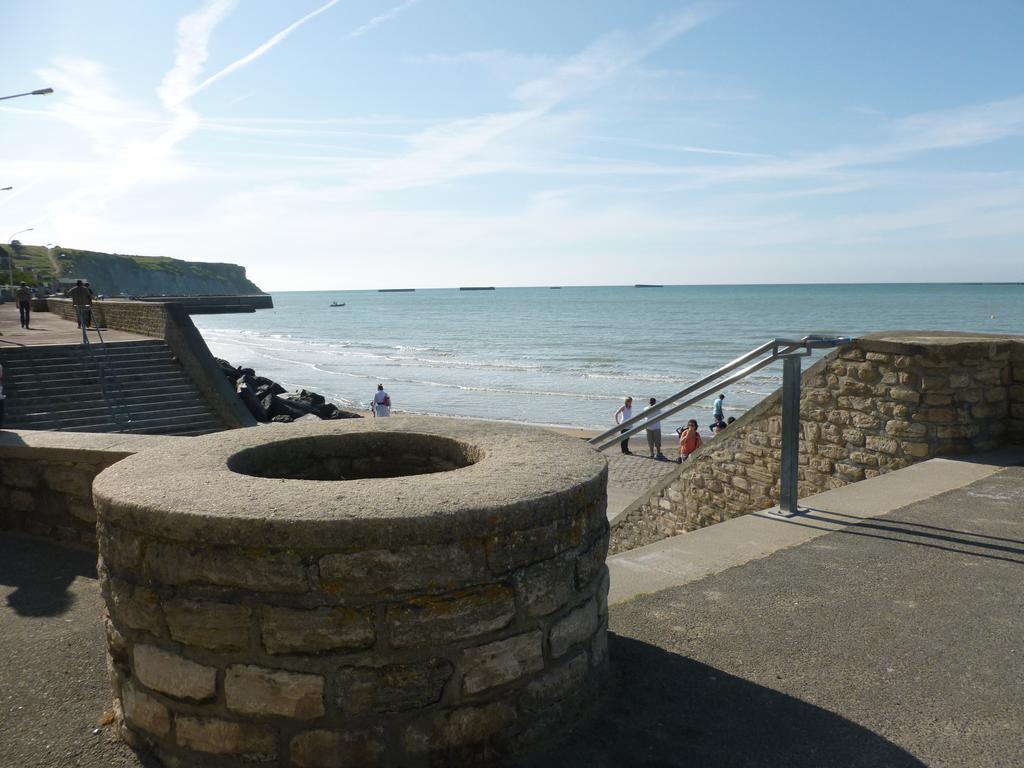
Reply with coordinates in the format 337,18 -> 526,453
0,243 -> 263,296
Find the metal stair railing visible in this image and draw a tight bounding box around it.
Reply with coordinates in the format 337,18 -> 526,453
76,304 -> 135,432
588,334 -> 856,513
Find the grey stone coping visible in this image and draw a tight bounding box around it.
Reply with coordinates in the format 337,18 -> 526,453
858,330 -> 1024,353
93,416 -> 608,550
0,429 -> 186,461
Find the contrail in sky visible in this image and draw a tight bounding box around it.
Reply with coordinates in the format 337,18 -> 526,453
349,0 -> 420,38
189,0 -> 343,99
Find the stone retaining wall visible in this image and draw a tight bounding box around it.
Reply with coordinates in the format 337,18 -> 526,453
611,332 -> 1024,554
48,297 -> 168,337
93,418 -> 610,767
0,431 -> 184,548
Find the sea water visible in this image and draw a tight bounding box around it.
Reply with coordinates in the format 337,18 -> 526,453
191,284 -> 1023,431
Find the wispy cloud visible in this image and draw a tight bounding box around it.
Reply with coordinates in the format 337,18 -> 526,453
654,95 -> 1024,192
159,0 -> 238,107
189,0 -> 343,99
349,0 -> 420,39
327,7 -> 721,199
513,7 -> 718,109
585,134 -> 773,158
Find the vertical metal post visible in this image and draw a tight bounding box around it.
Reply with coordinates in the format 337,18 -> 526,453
779,354 -> 802,514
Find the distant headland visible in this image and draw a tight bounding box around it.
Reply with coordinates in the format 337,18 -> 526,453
0,242 -> 264,296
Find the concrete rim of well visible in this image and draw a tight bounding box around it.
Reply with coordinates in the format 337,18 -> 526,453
92,416 -> 608,550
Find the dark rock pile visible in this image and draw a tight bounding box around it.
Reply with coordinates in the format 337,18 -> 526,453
215,359 -> 363,423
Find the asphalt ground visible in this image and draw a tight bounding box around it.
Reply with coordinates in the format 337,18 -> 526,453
2,465 -> 1021,767
524,465 -> 1024,768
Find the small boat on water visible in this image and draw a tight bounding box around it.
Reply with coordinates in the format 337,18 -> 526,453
330,301 -> 346,307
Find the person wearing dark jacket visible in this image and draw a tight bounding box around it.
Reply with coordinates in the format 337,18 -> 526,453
15,282 -> 32,328
64,279 -> 93,328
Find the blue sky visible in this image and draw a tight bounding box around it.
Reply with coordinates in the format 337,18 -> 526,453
1,0 -> 1022,290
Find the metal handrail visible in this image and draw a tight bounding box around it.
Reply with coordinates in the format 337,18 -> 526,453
589,339 -> 778,447
589,335 -> 854,452
76,304 -> 134,431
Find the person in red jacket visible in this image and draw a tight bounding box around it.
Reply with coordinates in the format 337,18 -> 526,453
678,419 -> 702,463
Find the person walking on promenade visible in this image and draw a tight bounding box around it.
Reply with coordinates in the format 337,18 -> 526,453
643,397 -> 665,459
713,393 -> 725,427
614,396 -> 633,455
15,282 -> 32,329
371,383 -> 391,417
678,419 -> 702,463
64,279 -> 93,328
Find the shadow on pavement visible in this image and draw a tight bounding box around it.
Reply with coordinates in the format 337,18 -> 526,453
764,511 -> 1024,566
520,634 -> 925,768
0,533 -> 96,617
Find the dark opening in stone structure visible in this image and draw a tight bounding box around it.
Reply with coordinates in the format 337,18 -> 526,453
227,432 -> 482,481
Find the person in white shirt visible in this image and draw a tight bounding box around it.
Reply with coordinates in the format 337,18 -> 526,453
643,397 -> 665,459
613,396 -> 633,455
371,383 -> 391,417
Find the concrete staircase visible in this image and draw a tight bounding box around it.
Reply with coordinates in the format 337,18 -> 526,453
0,340 -> 225,436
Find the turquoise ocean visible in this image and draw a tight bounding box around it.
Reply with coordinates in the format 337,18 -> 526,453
191,284 -> 1023,431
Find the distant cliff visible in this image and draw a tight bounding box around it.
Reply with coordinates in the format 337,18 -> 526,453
59,249 -> 264,296
1,244 -> 264,296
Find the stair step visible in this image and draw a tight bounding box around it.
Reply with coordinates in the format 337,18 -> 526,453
9,404 -> 218,430
56,416 -> 224,434
6,394 -> 208,419
5,389 -> 202,409
3,371 -> 193,391
3,359 -> 180,377
0,340 -> 167,356
1,338 -> 230,436
0,346 -> 171,364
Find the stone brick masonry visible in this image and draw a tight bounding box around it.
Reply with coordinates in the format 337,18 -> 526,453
610,333 -> 1024,554
93,418 -> 610,767
0,433 -> 181,548
47,298 -> 169,338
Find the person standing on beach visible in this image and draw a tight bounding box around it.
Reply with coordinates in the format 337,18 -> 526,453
713,393 -> 725,426
678,419 -> 702,463
614,396 -> 633,455
643,397 -> 665,459
16,282 -> 32,329
371,383 -> 391,417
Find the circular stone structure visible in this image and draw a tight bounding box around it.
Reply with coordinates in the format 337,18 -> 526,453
93,417 -> 609,767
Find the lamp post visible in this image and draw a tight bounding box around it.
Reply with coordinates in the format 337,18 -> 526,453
0,87 -> 54,101
7,227 -> 33,291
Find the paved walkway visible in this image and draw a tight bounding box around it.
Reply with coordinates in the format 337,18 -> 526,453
542,425 -> 681,519
3,454 -> 1021,767
604,449 -> 678,519
0,302 -> 153,347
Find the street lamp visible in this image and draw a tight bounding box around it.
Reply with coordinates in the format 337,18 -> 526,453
0,87 -> 54,101
7,227 -> 33,290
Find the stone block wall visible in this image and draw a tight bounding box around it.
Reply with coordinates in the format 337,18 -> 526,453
0,432 -> 183,549
93,418 -> 610,766
1011,344 -> 1024,444
611,333 -> 1023,554
47,298 -> 169,338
